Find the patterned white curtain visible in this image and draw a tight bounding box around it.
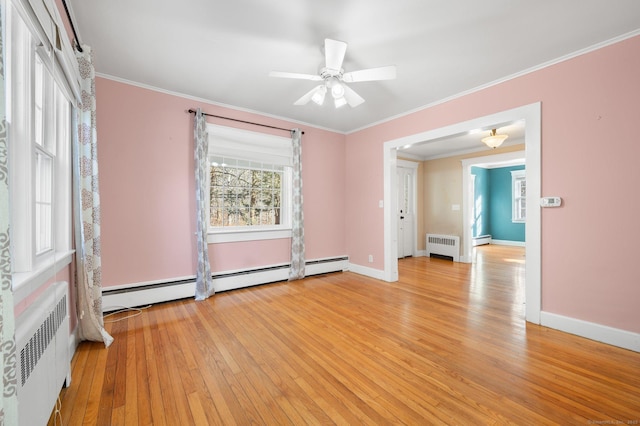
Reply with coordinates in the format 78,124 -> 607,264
194,109 -> 214,300
73,45 -> 113,346
0,3 -> 19,421
288,129 -> 305,280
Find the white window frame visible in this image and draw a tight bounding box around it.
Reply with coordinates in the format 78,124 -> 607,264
7,2 -> 75,302
206,124 -> 293,243
511,169 -> 526,223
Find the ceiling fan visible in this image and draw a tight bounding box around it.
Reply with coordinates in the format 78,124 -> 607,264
269,38 -> 396,108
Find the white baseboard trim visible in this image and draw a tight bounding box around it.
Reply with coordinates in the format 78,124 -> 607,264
102,256 -> 348,312
347,263 -> 385,281
472,235 -> 492,246
491,239 -> 526,247
540,311 -> 640,353
415,250 -> 427,257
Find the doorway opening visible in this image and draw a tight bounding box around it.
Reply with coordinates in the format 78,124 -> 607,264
383,103 -> 541,324
461,150 -> 526,263
397,160 -> 418,258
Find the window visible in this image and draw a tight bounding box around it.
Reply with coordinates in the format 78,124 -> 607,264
206,124 -> 293,243
7,3 -> 75,298
210,157 -> 287,227
511,169 -> 526,223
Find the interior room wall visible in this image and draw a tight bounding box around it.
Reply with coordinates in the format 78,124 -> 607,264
345,34 -> 640,334
488,165 -> 525,242
96,78 -> 347,288
421,145 -> 525,253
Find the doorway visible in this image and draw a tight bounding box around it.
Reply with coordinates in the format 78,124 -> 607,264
383,103 -> 541,324
397,160 -> 418,258
461,150 -> 526,263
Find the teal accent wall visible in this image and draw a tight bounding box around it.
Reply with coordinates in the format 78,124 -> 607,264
489,165 -> 525,242
471,165 -> 525,243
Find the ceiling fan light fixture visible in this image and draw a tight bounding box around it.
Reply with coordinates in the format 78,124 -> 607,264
334,96 -> 348,108
482,128 -> 508,149
331,80 -> 345,99
311,86 -> 327,105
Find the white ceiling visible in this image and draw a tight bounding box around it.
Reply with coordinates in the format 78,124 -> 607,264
398,121 -> 525,161
68,1 -> 640,134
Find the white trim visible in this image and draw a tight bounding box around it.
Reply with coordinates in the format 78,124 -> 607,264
12,250 -> 74,305
384,103 -> 541,325
511,169 -> 526,223
472,235 -> 492,246
102,257 -> 349,312
347,263 -> 386,281
540,311 -> 640,353
491,239 -> 525,247
208,228 -> 292,243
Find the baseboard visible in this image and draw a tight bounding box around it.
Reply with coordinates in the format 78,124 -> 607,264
347,263 -> 385,281
67,326 -> 79,386
416,250 -> 427,257
102,256 -> 348,312
473,235 -> 492,246
540,311 -> 640,353
491,239 -> 526,247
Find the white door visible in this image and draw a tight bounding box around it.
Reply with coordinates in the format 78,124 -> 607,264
397,166 -> 415,258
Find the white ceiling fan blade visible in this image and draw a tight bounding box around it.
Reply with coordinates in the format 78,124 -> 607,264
342,84 -> 365,108
293,85 -> 324,105
342,65 -> 396,83
325,38 -> 347,71
269,71 -> 323,81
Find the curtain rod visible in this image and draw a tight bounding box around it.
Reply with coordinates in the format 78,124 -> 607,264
188,109 -> 304,135
61,0 -> 83,52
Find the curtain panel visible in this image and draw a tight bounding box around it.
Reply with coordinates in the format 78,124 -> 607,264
194,109 -> 214,300
0,3 -> 19,421
288,129 -> 305,280
73,45 -> 113,347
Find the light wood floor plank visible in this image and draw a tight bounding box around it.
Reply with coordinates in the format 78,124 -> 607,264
50,246 -> 640,425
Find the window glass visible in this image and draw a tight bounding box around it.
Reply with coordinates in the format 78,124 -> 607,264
511,170 -> 526,223
210,156 -> 287,228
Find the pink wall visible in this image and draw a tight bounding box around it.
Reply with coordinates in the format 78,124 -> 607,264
345,35 -> 640,333
96,78 -> 346,287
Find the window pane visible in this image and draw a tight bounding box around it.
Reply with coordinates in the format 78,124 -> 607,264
35,151 -> 53,253
34,56 -> 44,147
210,161 -> 286,228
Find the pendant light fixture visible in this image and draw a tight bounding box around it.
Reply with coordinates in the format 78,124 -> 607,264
481,128 -> 508,149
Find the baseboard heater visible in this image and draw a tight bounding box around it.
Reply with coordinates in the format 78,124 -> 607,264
16,281 -> 71,426
426,234 -> 460,262
102,256 -> 349,312
473,235 -> 492,246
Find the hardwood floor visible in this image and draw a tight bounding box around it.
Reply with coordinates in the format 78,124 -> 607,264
51,245 -> 640,425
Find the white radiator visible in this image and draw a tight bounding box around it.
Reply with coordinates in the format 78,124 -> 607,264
15,281 -> 71,426
426,234 -> 460,262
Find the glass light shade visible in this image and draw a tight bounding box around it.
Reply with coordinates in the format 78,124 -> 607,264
331,81 -> 345,99
334,96 -> 347,108
311,86 -> 326,105
481,130 -> 508,148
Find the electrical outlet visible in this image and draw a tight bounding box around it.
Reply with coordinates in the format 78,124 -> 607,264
368,255 -> 374,263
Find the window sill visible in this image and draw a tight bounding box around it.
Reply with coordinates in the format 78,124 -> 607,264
208,228 -> 292,243
12,250 -> 75,306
